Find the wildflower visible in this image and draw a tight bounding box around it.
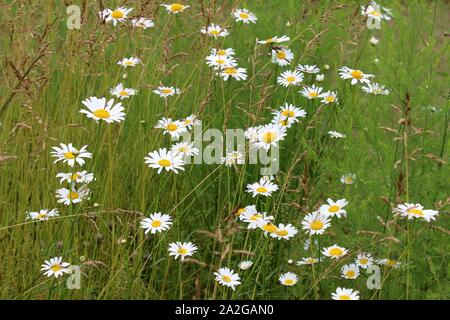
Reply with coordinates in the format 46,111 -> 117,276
296,64 -> 320,74
80,97 -> 125,123
360,1 -> 392,21
253,124 -> 287,150
332,287 -> 360,300
393,203 -> 439,222
316,74 -> 325,82
320,91 -> 338,104
320,198 -> 348,218
171,142 -> 199,157
220,66 -> 248,81
340,173 -> 356,185
362,83 -> 390,95
145,148 -> 185,174
377,258 -> 401,268
222,151 -> 244,166
258,35 -> 290,44
233,8 -> 257,24
246,177 -> 279,197
56,171 -> 94,184
328,131 -> 346,139
300,85 -> 323,99
161,3 -> 189,14
211,48 -> 235,57
153,86 -> 180,98
277,70 -> 303,87
279,272 -> 299,286
238,260 -> 253,270
296,257 -> 319,266
206,54 -> 236,69
236,204 -> 257,218
110,83 -> 137,100
27,209 -> 59,221
131,17 -> 154,29
341,264 -> 360,279
322,244 -> 348,259
140,212 -> 173,235
271,103 -> 307,127
241,211 -> 274,229
183,114 -> 201,129
117,57 -> 141,68
168,242 -> 197,261
155,118 -> 187,139
99,7 -> 133,26
201,24 -> 229,38
355,253 -> 374,269
301,211 -> 331,235
271,223 -> 298,240
41,257 -> 70,278
55,186 -> 90,206
214,267 -> 241,290
271,47 -> 293,66
51,143 -> 92,167
338,66 -> 374,85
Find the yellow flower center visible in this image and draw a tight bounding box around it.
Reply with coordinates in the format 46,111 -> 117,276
158,159 -> 171,167
256,186 -> 268,193
306,259 -> 316,264
407,208 -> 424,216
167,123 -> 178,131
262,223 -> 278,233
346,271 -> 355,278
239,12 -> 249,19
328,205 -> 340,213
340,295 -> 351,300
236,208 -> 246,216
249,214 -> 262,221
151,220 -> 161,227
266,38 -> 274,43
178,146 -> 188,153
345,177 -> 353,183
281,110 -> 295,117
217,50 -> 226,56
370,10 -> 381,17
325,96 -> 335,102
224,67 -> 237,74
162,88 -> 173,94
93,109 -> 111,119
36,213 -> 47,219
69,192 -> 79,200
284,279 -> 294,285
111,10 -> 124,19
64,152 -> 75,159
359,258 -> 368,265
119,90 -> 129,96
387,259 -> 397,267
125,61 -> 134,66
276,229 -> 288,237
262,131 -> 276,143
329,248 -> 343,256
310,220 -> 324,231
276,50 -> 286,59
51,265 -> 62,272
279,120 -> 289,126
71,173 -> 80,181
286,76 -> 296,83
177,247 -> 188,255
170,3 -> 185,12
210,30 -> 220,36
222,275 -> 231,283
350,70 -> 363,79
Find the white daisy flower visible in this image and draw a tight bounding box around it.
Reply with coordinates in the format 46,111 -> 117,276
117,57 -> 141,68
140,212 -> 173,235
332,287 -> 360,300
206,54 -> 236,70
316,74 -> 325,81
211,48 -> 235,57
51,143 -> 92,167
369,36 -> 379,45
360,1 -> 392,21
279,272 -> 299,286
320,198 -> 348,218
273,103 -> 307,120
171,142 -> 199,157
201,23 -> 229,38
246,177 -> 279,197
355,253 -> 374,269
109,83 -> 137,100
56,171 -> 94,184
362,83 -> 390,95
338,66 -> 374,85
131,17 -> 155,29
271,47 -> 293,66
340,173 -> 356,185
233,8 -> 257,24
320,90 -> 338,104
328,131 -> 346,139
296,64 -> 320,74
153,86 -> 180,98
145,148 -> 185,174
322,244 -> 348,259
241,211 -> 274,230
277,70 -> 304,87
26,209 -> 59,221
257,35 -> 290,44
41,257 -> 70,278
155,118 -> 187,139
270,223 -> 298,240
80,97 -> 125,123
214,267 -> 241,290
377,258 -> 401,268
220,66 -> 248,81
161,3 -> 189,14
222,151 -> 244,166
296,257 -> 319,266
168,242 -> 197,261
55,186 -> 90,206
244,126 -> 261,144
300,85 -> 323,99
183,114 -> 201,129
301,211 -> 331,235
238,260 -> 253,270
236,204 -> 258,219
253,124 -> 287,151
100,7 -> 133,26
393,203 -> 439,222
341,263 -> 360,279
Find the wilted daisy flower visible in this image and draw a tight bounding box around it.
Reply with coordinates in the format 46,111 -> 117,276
117,57 -> 141,68
355,253 -> 374,269
362,83 -> 390,95
110,83 -> 137,100
131,17 -> 154,29
41,257 -> 70,278
279,272 -> 299,286
271,223 -> 298,240
214,267 -> 241,290
340,173 -> 356,185
328,131 -> 346,139
320,91 -> 338,104
27,209 -> 59,221
332,287 -> 360,300
258,35 -> 290,44
377,258 -> 401,268
360,1 -> 392,21
171,142 -> 199,157
56,171 -> 94,184
300,85 -> 323,99
233,8 -> 257,24
80,97 -> 125,123
236,204 -> 257,218
51,143 -> 92,167
56,186 -> 89,206
253,124 -> 287,150
277,70 -> 304,87
393,203 -> 439,222
296,257 -> 319,266
220,66 -> 248,81
140,212 -> 172,235
271,47 -> 293,66
100,7 -> 133,26
183,114 -> 201,129
320,198 -> 348,218
238,260 -> 253,270
322,244 -> 348,259
145,148 -> 185,174
155,118 -> 187,139
341,264 -> 360,279
296,64 -> 320,74
168,242 -> 197,261
222,151 -> 244,166
153,86 -> 180,98
246,177 -> 279,197
301,211 -> 331,235
201,23 -> 229,38
161,3 -> 189,14
338,66 -> 374,85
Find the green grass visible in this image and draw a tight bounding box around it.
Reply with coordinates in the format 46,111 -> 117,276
0,0 -> 448,300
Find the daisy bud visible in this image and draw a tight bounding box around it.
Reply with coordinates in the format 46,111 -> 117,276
316,74 -> 325,82
370,36 -> 379,45
323,64 -> 330,70
373,58 -> 380,64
